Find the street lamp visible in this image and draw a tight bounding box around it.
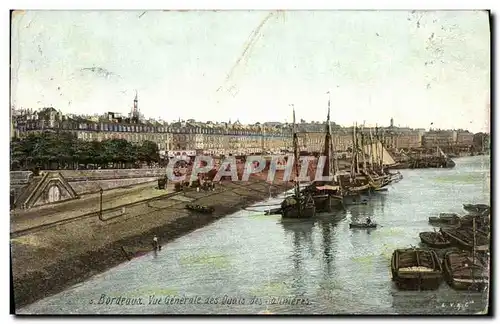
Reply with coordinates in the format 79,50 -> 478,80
98,187 -> 104,221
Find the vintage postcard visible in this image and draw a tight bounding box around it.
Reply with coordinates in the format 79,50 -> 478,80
10,10 -> 490,315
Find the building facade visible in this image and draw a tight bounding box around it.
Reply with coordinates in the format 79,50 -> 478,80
456,130 -> 474,148
422,130 -> 458,148
12,105 -> 481,157
12,107 -> 293,157
14,108 -> 173,151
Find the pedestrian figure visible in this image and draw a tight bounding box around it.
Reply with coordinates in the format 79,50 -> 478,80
152,236 -> 161,251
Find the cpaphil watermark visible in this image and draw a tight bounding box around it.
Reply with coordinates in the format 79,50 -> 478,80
164,154 -> 343,183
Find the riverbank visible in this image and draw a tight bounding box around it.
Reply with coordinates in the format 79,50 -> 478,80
11,176 -> 290,310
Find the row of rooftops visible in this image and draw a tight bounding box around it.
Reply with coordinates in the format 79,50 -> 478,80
12,107 -> 478,135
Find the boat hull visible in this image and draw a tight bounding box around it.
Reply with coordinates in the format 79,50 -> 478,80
312,195 -> 344,212
282,205 -> 316,219
442,251 -> 489,291
446,277 -> 489,291
265,207 -> 281,215
441,230 -> 490,252
349,223 -> 377,229
419,232 -> 452,249
392,274 -> 443,291
463,204 -> 490,214
428,216 -> 459,225
391,248 -> 443,291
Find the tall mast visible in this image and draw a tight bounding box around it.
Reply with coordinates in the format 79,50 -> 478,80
369,127 -> 375,168
328,92 -> 335,177
322,92 -> 332,179
327,91 -> 339,177
291,104 -> 300,198
355,122 -> 360,174
361,125 -> 367,171
351,123 -> 356,177
381,128 -> 385,168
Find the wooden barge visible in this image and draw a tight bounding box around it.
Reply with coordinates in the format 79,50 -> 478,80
391,248 -> 443,290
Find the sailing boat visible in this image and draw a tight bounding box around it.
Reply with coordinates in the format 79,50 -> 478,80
443,216 -> 489,291
342,124 -> 372,196
363,126 -> 400,189
360,125 -> 384,191
281,106 -> 316,219
302,93 -> 344,212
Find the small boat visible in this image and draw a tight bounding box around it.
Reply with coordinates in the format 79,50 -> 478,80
440,213 -> 458,218
463,204 -> 490,214
441,228 -> 489,252
443,251 -> 489,291
391,172 -> 404,182
419,231 -> 451,249
185,203 -> 215,214
428,213 -> 460,225
349,222 -> 377,229
345,183 -> 371,193
391,248 -> 443,290
374,188 -> 388,192
460,214 -> 490,228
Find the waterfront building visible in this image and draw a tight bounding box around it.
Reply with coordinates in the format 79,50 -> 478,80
12,97 -> 292,157
12,100 -> 480,156
456,130 -> 474,148
473,132 -> 490,153
422,130 -> 458,149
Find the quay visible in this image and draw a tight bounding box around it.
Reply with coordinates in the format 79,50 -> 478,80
11,171 -> 290,308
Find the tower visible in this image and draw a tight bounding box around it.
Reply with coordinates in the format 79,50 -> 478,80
131,90 -> 139,123
390,117 -> 394,128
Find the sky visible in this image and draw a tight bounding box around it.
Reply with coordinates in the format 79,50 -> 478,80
11,10 -> 490,132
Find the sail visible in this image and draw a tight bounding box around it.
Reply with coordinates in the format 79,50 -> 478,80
363,141 -> 396,166
437,146 -> 447,158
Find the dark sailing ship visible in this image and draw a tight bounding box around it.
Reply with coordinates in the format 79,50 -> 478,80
281,106 -> 316,219
302,93 -> 344,212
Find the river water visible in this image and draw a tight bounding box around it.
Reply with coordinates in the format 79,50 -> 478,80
18,155 -> 490,315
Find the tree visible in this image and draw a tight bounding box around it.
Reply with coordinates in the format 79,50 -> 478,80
138,140 -> 159,166
10,132 -> 163,170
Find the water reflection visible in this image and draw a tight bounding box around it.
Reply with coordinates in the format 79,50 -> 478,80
17,156 -> 490,315
316,213 -> 344,277
378,191 -> 387,213
281,219 -> 315,267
